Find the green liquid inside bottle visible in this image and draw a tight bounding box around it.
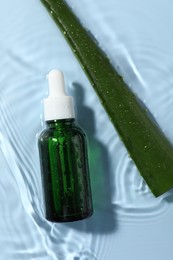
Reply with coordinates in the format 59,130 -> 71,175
38,70 -> 93,222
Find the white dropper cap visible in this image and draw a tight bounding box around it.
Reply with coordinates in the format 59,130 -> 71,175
43,69 -> 75,121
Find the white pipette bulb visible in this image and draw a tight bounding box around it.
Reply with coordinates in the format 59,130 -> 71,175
43,69 -> 75,121
48,69 -> 66,97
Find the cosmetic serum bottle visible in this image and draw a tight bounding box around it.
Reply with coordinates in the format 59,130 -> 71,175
38,69 -> 93,222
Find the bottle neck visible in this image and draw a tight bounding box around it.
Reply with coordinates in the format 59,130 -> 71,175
46,118 -> 75,129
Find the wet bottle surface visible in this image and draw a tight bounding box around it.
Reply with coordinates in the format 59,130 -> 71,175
38,69 -> 93,222
38,119 -> 93,222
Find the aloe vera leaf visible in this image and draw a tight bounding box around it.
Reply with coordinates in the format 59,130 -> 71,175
41,0 -> 173,197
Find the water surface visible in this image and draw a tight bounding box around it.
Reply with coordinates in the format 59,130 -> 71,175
1,0 -> 173,259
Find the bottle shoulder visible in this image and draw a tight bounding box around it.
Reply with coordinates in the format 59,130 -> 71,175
38,123 -> 87,142
38,129 -> 50,143
68,122 -> 87,138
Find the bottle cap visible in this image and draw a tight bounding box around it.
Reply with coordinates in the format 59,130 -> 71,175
44,69 -> 75,121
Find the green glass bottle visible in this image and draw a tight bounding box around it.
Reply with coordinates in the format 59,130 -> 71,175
38,69 -> 93,222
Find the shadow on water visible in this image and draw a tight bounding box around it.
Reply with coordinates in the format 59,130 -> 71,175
64,82 -> 117,234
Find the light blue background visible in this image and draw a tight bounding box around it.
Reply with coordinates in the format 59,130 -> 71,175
1,0 -> 173,259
